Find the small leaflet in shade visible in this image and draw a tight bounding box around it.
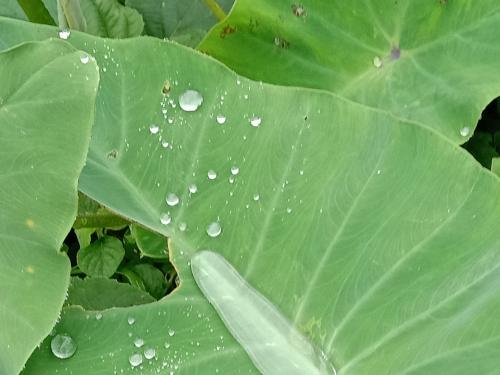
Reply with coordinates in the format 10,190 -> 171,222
191,250 -> 336,375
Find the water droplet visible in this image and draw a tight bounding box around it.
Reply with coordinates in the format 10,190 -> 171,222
373,56 -> 382,68
286,208 -> 292,214
167,117 -> 174,124
216,115 -> 226,125
460,126 -> 470,137
80,54 -> 90,64
128,317 -> 135,325
134,338 -> 145,348
168,329 -> 175,337
229,176 -> 235,184
95,313 -> 102,320
160,213 -> 171,225
253,194 -> 260,201
206,222 -> 222,238
376,169 -> 381,175
179,90 -> 203,112
164,342 -> 171,349
179,222 -> 187,232
51,334 -> 77,359
149,124 -> 160,134
208,170 -> 217,180
188,184 -> 198,193
129,353 -> 143,367
166,193 -> 180,206
249,116 -> 262,127
58,29 -> 70,40
144,348 -> 156,360
162,140 -> 169,148
230,166 -> 239,175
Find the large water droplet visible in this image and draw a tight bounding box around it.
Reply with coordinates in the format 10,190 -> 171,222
160,213 -> 171,225
189,184 -> 198,193
129,353 -> 143,367
51,334 -> 77,359
249,116 -> 262,127
58,29 -> 71,40
179,90 -> 203,112
134,338 -> 144,348
206,222 -> 222,238
166,193 -> 179,206
208,170 -> 217,180
216,115 -> 226,125
149,124 -> 160,134
230,166 -> 239,175
144,348 -> 156,360
80,54 -> 90,64
460,126 -> 470,137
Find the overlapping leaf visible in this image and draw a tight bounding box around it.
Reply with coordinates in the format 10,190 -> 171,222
0,39 -> 98,374
200,0 -> 500,144
0,17 -> 499,375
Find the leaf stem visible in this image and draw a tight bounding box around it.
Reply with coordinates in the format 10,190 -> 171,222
203,0 -> 227,21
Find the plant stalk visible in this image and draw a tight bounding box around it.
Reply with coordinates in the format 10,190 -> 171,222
203,0 -> 227,21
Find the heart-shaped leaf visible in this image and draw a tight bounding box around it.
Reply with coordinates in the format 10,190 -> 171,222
0,39 -> 98,374
199,0 -> 500,144
0,18 -> 499,375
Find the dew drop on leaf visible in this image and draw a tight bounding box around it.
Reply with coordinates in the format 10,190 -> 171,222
80,54 -> 90,64
460,126 -> 470,137
166,193 -> 180,206
206,222 -> 222,238
179,222 -> 187,232
95,313 -> 102,320
58,29 -> 70,40
188,184 -> 198,193
216,115 -> 226,124
373,56 -> 382,68
230,166 -> 239,175
128,317 -> 135,325
144,348 -> 156,360
134,338 -> 145,348
160,213 -> 171,225
250,116 -> 262,127
149,124 -> 160,134
51,334 -> 77,359
179,90 -> 203,112
253,193 -> 260,201
168,329 -> 175,337
208,170 -> 217,180
129,353 -> 143,367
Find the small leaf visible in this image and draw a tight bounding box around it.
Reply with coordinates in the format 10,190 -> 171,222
130,224 -> 167,259
129,263 -> 166,299
77,236 -> 125,278
66,277 -> 155,310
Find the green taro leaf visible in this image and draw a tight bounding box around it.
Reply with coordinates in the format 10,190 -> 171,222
125,0 -> 234,47
77,236 -> 125,277
199,0 -> 500,144
128,263 -> 167,299
492,157 -> 500,177
1,19 -> 499,375
66,277 -> 155,310
0,39 -> 98,374
130,223 -> 168,259
0,0 -> 27,20
79,0 -> 144,38
43,0 -> 144,37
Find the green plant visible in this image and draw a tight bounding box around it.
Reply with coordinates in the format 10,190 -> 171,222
0,1 -> 499,374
